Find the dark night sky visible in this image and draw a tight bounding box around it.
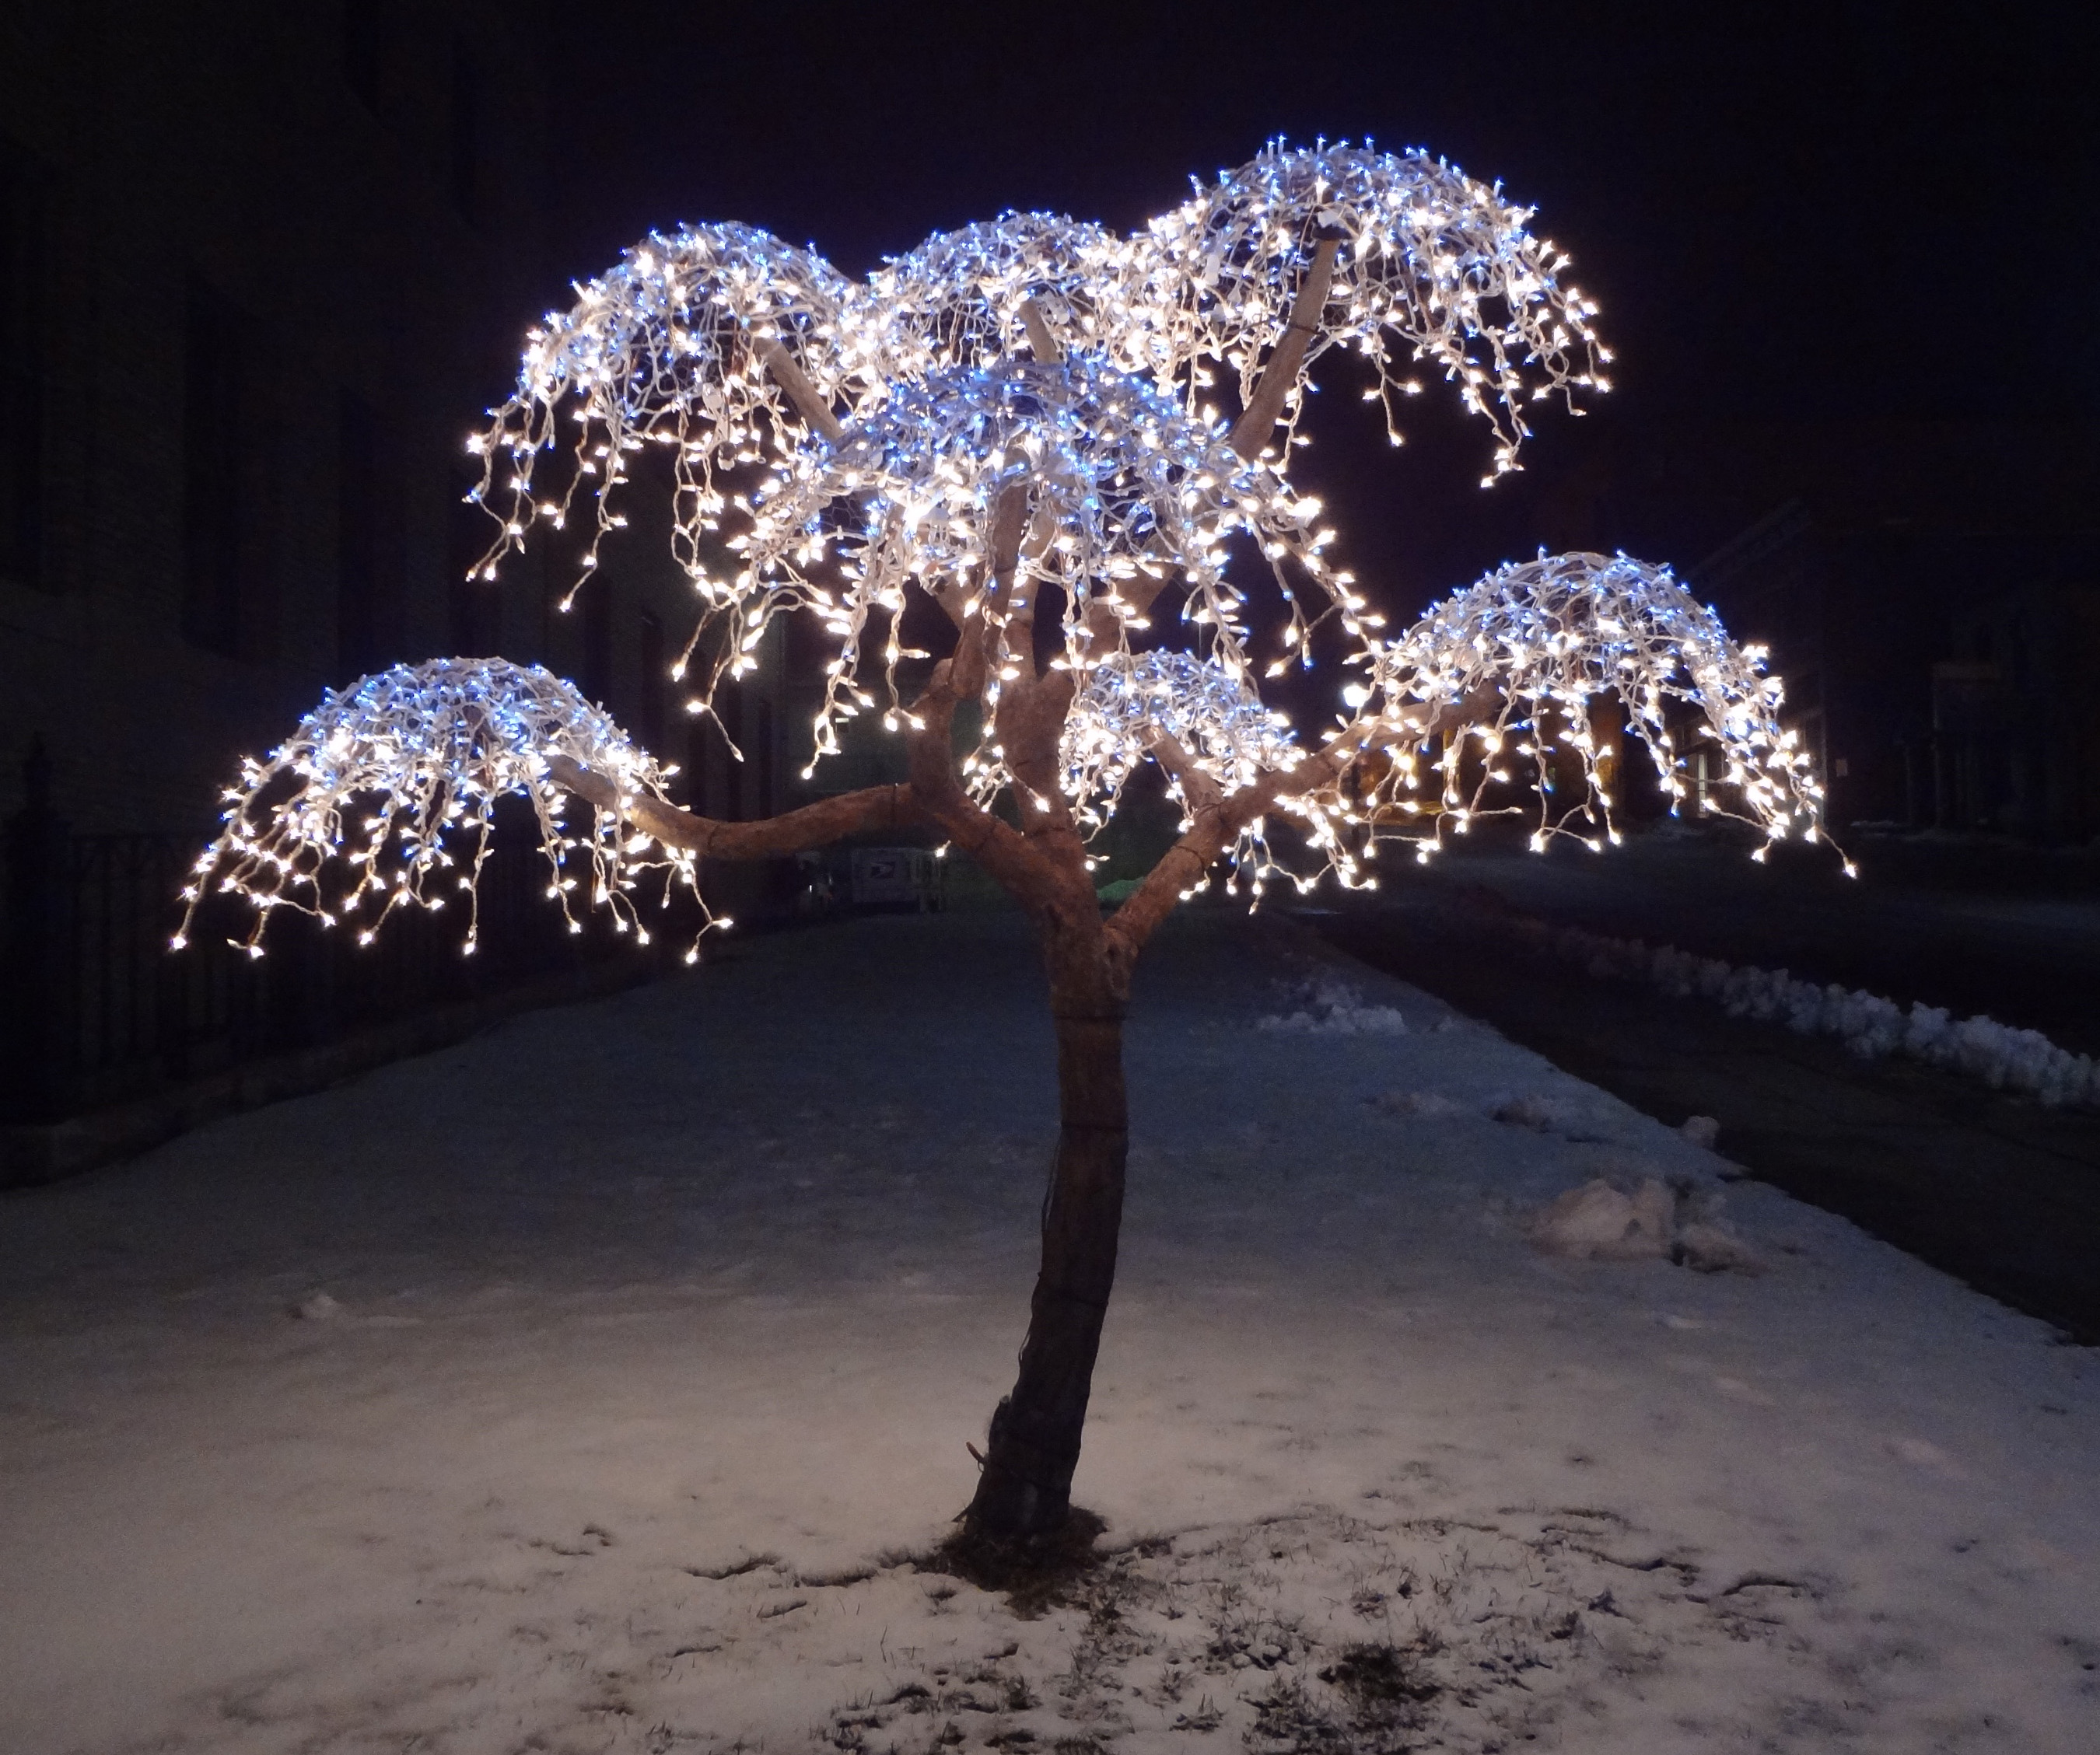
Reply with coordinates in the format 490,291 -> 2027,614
533,0 -> 2096,607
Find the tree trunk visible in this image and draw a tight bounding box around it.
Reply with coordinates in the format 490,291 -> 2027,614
964,932 -> 1129,1540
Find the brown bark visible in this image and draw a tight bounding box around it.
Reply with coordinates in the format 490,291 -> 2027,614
754,337 -> 845,444
1019,297 -> 1062,365
545,756 -> 915,858
897,623 -> 1135,1540
1229,236 -> 1342,463
964,941 -> 1128,1538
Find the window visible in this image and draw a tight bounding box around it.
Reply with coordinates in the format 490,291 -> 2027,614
716,678 -> 744,820
637,611 -> 664,754
581,580 -> 614,708
684,711 -> 712,816
754,697 -> 774,820
0,140 -> 45,588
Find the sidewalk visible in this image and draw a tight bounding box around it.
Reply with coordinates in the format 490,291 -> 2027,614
2,912 -> 2095,1752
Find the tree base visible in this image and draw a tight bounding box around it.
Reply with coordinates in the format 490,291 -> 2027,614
933,1505 -> 1108,1616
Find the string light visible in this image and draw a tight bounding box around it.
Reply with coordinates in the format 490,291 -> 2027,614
175,659 -> 705,958
1363,551 -> 1829,858
186,139 -> 1831,960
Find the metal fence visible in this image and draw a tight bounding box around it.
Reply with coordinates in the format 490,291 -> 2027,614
2,760 -> 681,1127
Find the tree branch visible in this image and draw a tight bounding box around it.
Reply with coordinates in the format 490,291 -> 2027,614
1143,729 -> 1222,818
1104,687 -> 1499,956
1107,235 -> 1342,631
903,659 -> 1066,907
544,755 -> 916,857
754,337 -> 845,444
1020,297 -> 1062,364
1229,236 -> 1341,463
941,479 -> 1031,684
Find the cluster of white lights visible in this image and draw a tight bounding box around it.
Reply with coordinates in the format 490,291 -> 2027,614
735,355 -> 1343,774
1062,649 -> 1300,816
1128,141 -> 1608,477
188,138 -> 1831,959
175,660 -> 705,957
1363,553 -> 1837,865
464,141 -> 1600,731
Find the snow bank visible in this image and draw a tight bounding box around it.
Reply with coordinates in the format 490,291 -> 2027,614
1519,915 -> 2100,1109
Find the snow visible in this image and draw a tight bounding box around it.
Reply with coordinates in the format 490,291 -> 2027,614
1528,914 -> 2100,1110
2,911 -> 2095,1753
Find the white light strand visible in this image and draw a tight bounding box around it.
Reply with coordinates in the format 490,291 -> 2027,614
1358,552 -> 1835,863
174,659 -> 709,958
1126,140 -> 1606,477
730,355 -> 1345,778
191,141 -> 1829,960
463,139 -> 1598,729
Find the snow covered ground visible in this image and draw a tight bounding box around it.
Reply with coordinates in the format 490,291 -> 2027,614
2,911 -> 2095,1753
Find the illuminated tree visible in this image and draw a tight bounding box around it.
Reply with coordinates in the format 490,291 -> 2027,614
183,143 -> 1829,1540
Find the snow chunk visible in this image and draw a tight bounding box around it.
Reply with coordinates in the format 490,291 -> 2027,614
1258,977 -> 1408,1036
1486,1091 -> 1615,1142
1677,1221 -> 1766,1276
1531,1178 -> 1675,1260
1524,917 -> 2100,1110
1529,1178 -> 1762,1274
1369,1089 -> 1466,1119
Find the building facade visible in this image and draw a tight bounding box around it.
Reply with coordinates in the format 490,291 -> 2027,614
0,1 -> 796,842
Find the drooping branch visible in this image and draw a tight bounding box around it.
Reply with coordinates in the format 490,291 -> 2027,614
545,754 -> 917,857
1229,235 -> 1341,462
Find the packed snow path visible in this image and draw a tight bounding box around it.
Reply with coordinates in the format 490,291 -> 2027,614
2,913 -> 2095,1753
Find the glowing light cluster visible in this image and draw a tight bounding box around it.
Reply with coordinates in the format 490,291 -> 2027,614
1361,552 -> 1833,861
174,659 -> 702,956
733,355 -> 1347,769
465,139 -> 1599,736
470,222 -> 856,600
1128,142 -> 1608,477
1060,649 -> 1301,821
187,138 -> 1832,963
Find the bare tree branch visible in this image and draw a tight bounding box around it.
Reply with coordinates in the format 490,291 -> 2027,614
902,659 -> 1069,907
754,337 -> 845,444
1229,236 -> 1341,462
1105,688 -> 1499,956
545,755 -> 915,857
938,479 -> 1031,676
1020,297 -> 1062,364
1143,729 -> 1223,818
1108,232 -> 1341,631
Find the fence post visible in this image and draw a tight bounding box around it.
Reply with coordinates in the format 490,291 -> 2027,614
2,740 -> 75,1124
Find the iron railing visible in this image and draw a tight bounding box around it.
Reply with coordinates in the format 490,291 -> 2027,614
2,760 -> 680,1127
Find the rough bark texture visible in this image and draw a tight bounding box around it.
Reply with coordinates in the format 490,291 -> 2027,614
964,947 -> 1127,1537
